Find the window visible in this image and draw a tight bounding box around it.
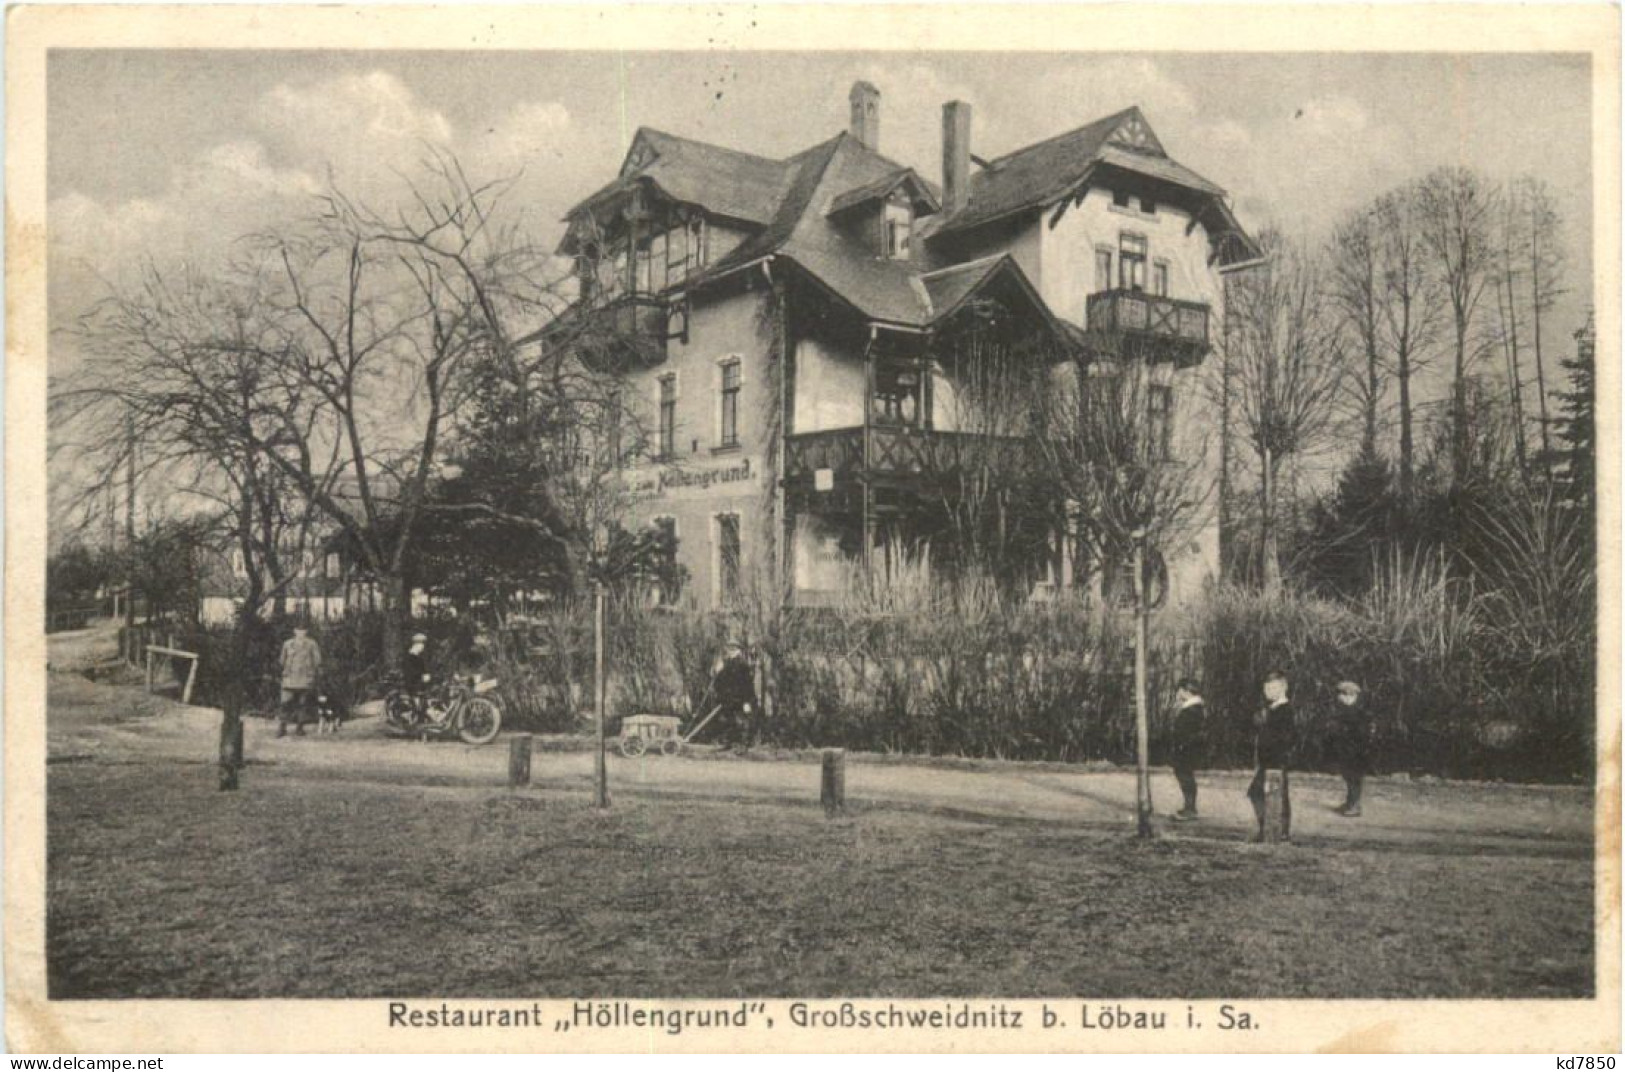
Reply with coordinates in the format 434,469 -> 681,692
658,374 -> 677,459
872,365 -> 922,427
719,358 -> 742,448
1140,196 -> 1157,215
1112,189 -> 1133,209
1148,384 -> 1174,461
325,552 -> 341,578
716,514 -> 742,606
884,201 -> 912,260
1154,261 -> 1170,298
1120,233 -> 1148,292
688,217 -> 708,270
1095,247 -> 1114,293
651,517 -> 681,606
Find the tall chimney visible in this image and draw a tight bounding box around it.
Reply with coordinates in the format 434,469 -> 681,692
943,100 -> 972,215
849,81 -> 880,151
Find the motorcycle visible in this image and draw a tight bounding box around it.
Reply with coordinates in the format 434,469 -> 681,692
382,674 -> 504,745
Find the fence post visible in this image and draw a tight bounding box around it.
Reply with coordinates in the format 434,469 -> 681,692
182,656 -> 199,705
508,734 -> 533,787
821,748 -> 846,817
1260,770 -> 1290,843
218,715 -> 243,791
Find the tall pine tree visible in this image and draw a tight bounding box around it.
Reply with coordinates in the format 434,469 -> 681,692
1550,312 -> 1595,512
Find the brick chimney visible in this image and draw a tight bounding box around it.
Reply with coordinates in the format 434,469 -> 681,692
942,100 -> 972,215
849,81 -> 880,151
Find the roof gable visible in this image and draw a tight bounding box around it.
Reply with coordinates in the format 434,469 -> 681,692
1105,107 -> 1165,156
933,106 -> 1228,237
825,168 -> 941,217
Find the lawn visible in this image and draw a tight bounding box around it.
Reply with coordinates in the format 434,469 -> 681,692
47,754 -> 1593,999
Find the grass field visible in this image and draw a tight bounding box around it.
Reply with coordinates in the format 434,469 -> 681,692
47,753 -> 1593,1000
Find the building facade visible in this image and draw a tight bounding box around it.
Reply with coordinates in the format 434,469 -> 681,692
554,82 -> 1259,610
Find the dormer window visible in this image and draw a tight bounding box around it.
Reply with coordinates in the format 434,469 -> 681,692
884,201 -> 912,260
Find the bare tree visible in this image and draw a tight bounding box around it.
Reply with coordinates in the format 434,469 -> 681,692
54,261 -> 339,787
1034,347 -> 1213,600
1328,207 -> 1384,461
1521,176 -> 1567,462
231,151 -> 574,668
1416,167 -> 1500,486
1227,233 -> 1346,591
1372,186 -> 1444,502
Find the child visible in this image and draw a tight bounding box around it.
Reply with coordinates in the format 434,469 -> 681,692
1330,680 -> 1372,817
1169,678 -> 1206,822
1246,670 -> 1296,841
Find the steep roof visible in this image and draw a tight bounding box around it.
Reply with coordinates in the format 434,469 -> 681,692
564,127 -> 795,227
555,103 -> 1242,331
933,106 -> 1228,237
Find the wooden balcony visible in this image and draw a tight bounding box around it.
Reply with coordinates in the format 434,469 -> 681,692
785,425 -> 1031,508
1084,289 -> 1210,367
564,292 -> 683,370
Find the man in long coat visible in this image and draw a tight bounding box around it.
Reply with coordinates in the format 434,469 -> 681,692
278,626 -> 322,738
710,639 -> 759,750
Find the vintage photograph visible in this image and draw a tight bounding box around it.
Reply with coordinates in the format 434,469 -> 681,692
27,19 -> 1611,1033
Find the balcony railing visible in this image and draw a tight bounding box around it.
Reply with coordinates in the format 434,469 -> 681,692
1085,289 -> 1210,366
785,425 -> 1031,503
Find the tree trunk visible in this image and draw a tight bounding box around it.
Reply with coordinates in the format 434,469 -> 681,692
1398,353 -> 1415,501
1260,447 -> 1281,594
1452,322 -> 1470,485
381,571 -> 410,675
1530,210 -> 1552,459
220,604 -> 253,791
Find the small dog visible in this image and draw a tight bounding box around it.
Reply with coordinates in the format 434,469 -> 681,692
314,693 -> 346,735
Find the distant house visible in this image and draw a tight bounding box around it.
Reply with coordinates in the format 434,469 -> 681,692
197,536 -> 352,625
553,82 -> 1259,608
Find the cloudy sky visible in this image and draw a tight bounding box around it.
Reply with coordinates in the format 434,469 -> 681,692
49,49 -> 1593,369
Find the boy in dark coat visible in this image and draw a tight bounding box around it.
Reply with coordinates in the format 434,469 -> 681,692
1247,670 -> 1297,841
1169,678 -> 1206,822
1330,679 -> 1372,817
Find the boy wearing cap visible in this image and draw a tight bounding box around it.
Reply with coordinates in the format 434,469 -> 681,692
1330,679 -> 1372,817
1169,678 -> 1206,822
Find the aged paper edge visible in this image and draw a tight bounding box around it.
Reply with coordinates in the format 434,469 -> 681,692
5,2 -> 1620,1054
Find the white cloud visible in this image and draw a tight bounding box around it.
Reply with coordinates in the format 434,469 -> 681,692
51,71 -> 578,329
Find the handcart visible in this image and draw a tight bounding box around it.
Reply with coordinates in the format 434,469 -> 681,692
618,705 -> 722,758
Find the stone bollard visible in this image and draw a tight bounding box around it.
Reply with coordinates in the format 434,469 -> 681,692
508,733 -> 533,787
821,748 -> 846,818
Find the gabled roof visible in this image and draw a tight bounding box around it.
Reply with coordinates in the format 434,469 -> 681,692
825,168 -> 941,217
932,106 -> 1227,237
563,127 -> 796,228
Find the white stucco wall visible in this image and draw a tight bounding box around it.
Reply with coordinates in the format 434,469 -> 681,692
1035,185 -> 1227,601
792,337 -> 866,432
620,286 -> 778,610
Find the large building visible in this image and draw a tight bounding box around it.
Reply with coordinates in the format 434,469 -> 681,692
555,82 -> 1258,610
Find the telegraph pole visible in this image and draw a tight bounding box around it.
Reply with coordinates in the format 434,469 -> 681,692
593,525 -> 611,809
124,413 -> 137,631
1132,526 -> 1155,839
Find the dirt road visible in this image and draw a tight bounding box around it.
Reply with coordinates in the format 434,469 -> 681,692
47,624 -> 1591,856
